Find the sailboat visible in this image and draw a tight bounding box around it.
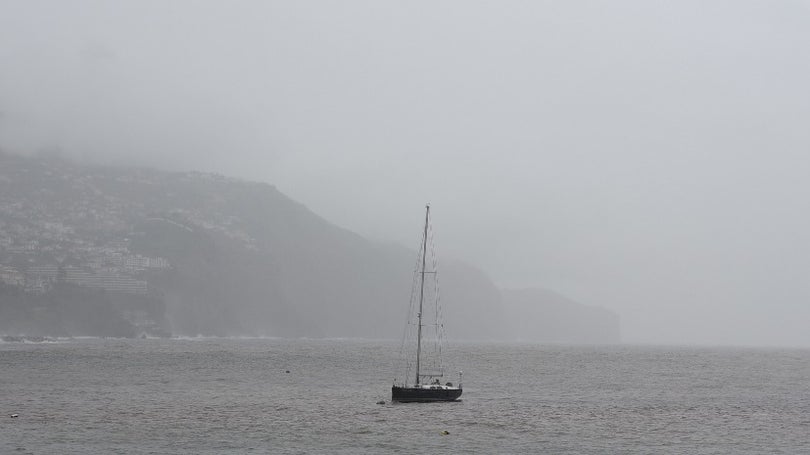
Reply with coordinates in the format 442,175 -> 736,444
391,204 -> 462,403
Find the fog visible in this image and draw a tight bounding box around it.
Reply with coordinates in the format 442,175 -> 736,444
2,0 -> 809,346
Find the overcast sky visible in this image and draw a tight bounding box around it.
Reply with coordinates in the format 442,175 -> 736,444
2,0 -> 809,346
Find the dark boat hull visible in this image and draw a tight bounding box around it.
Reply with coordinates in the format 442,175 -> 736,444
391,386 -> 462,403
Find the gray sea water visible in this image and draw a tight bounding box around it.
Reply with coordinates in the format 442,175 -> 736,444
1,338 -> 808,454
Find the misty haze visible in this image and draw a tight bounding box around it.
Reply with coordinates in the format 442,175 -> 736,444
2,1 -> 809,453
2,0 -> 808,347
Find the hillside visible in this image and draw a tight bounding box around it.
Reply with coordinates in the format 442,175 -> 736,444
501,288 -> 621,344
0,152 -> 618,342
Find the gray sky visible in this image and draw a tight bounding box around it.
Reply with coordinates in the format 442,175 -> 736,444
2,0 -> 810,346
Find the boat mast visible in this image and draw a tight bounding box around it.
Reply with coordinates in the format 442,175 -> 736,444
415,204 -> 429,386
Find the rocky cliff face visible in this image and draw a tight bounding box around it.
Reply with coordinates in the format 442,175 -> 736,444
0,152 -> 619,342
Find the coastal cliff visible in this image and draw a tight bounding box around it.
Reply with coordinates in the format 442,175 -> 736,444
0,152 -> 619,342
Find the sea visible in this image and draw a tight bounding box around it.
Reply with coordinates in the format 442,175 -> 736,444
1,337 -> 808,454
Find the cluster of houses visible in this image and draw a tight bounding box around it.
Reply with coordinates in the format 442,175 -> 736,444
0,252 -> 170,295
0,225 -> 170,295
0,185 -> 171,295
0,155 -> 257,299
